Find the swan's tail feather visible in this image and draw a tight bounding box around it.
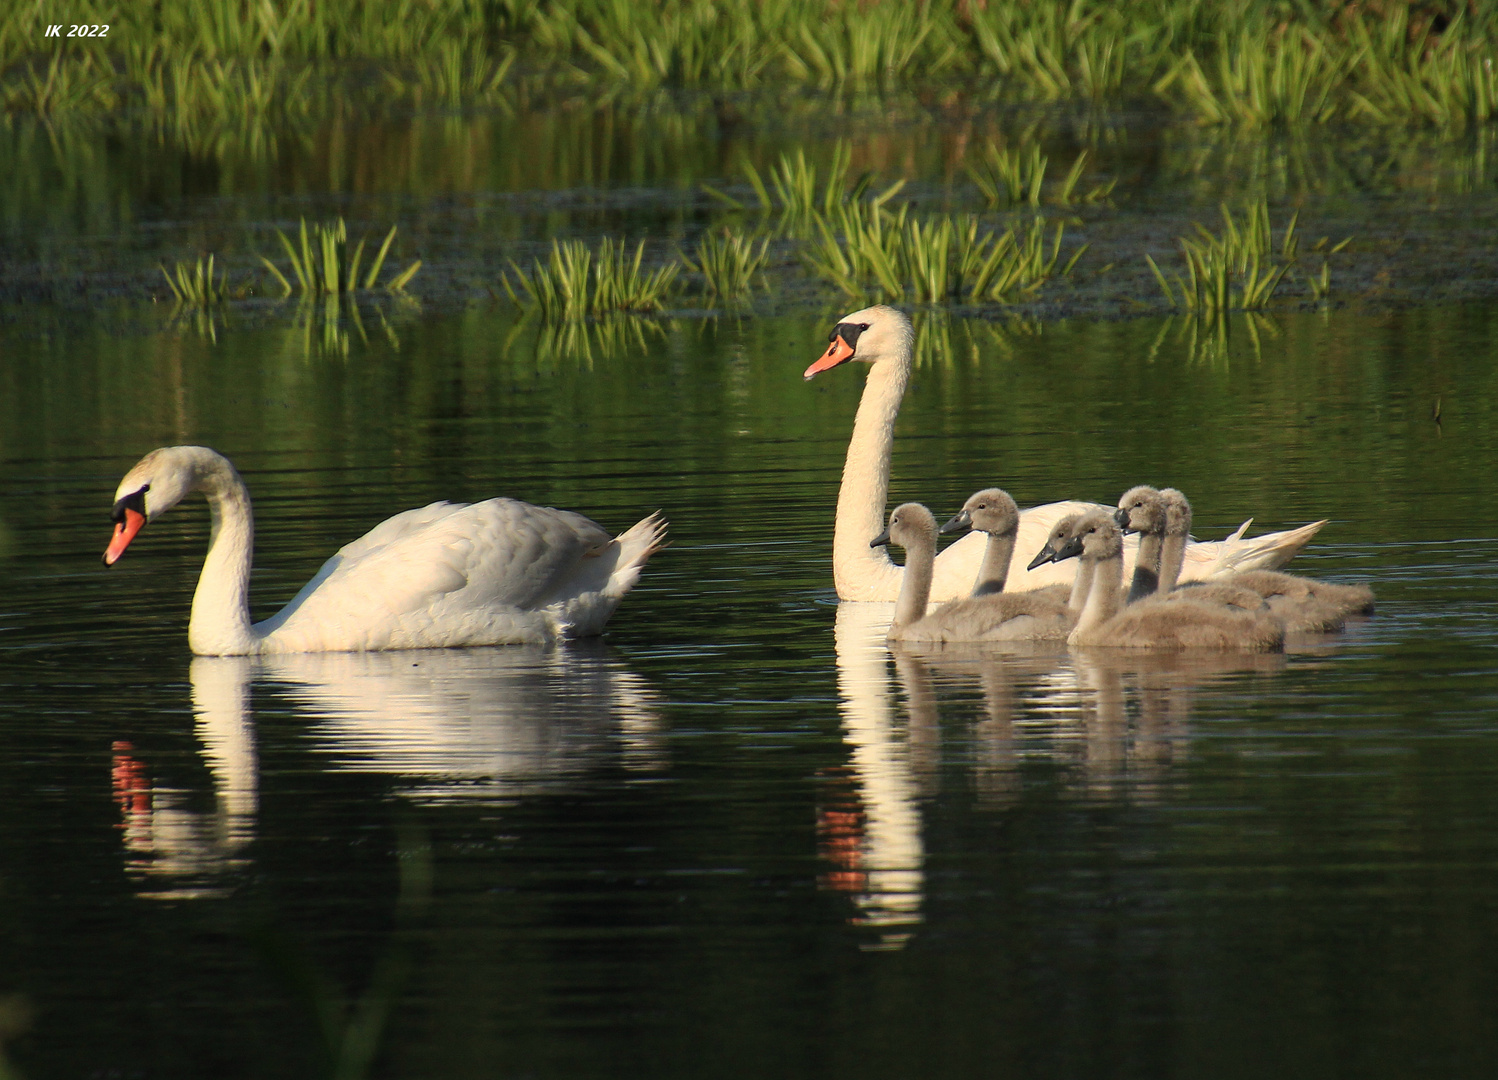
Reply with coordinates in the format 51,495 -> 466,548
608,511 -> 668,596
1207,518 -> 1328,577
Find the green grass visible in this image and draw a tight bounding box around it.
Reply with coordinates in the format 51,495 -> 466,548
681,229 -> 771,300
508,313 -> 670,367
967,143 -> 1115,209
388,42 -> 516,106
1154,27 -> 1348,127
705,145 -> 905,236
159,254 -> 234,305
260,218 -> 421,297
805,202 -> 1085,304
7,1 -> 1498,127
1146,200 -> 1300,312
504,237 -> 681,319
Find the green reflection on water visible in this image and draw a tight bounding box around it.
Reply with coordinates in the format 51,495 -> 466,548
3,298 -> 1498,1078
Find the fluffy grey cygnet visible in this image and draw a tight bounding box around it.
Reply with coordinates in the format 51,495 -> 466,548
1054,510 -> 1285,651
873,502 -> 1075,644
1155,488 -> 1373,631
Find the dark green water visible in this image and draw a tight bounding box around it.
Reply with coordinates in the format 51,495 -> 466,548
3,302 -> 1498,1079
6,101 -> 1498,1079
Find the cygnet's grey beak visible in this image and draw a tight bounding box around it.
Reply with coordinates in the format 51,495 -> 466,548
1026,544 -> 1056,571
1113,506 -> 1132,531
870,528 -> 892,548
1053,533 -> 1085,563
939,509 -> 972,536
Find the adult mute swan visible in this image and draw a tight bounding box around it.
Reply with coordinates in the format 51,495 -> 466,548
102,446 -> 666,655
804,305 -> 1326,602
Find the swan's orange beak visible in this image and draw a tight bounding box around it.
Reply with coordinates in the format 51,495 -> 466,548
103,508 -> 145,566
804,333 -> 856,380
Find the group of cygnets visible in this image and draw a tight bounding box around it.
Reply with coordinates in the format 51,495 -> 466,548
873,486 -> 1374,651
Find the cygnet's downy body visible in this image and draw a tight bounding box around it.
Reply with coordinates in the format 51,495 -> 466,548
942,488 -> 1071,606
1116,486 -> 1275,616
1054,510 -> 1285,651
1155,488 -> 1373,631
873,503 -> 1074,644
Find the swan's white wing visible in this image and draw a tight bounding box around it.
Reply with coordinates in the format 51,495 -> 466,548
325,499 -> 609,611
279,502 -> 474,616
263,499 -> 614,645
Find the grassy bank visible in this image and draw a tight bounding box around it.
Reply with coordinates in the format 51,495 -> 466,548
2,1 -> 1496,127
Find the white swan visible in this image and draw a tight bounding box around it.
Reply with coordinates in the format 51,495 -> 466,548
804,305 -> 1327,602
102,446 -> 667,655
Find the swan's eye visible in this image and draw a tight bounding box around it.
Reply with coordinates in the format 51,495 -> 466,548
111,484 -> 149,523
858,323 -> 870,331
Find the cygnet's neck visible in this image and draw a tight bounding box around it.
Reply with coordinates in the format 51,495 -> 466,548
1128,531 -> 1162,604
1069,557 -> 1095,613
1071,547 -> 1125,643
891,531 -> 936,631
971,529 -> 1017,597
1159,529 -> 1188,593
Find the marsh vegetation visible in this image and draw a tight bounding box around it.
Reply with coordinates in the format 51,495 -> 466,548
3,1 -> 1496,127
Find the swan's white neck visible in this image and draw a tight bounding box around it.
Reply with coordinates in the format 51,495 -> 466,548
833,354 -> 911,601
971,531 -> 1016,597
890,533 -> 935,631
1070,549 -> 1124,645
185,455 -> 260,656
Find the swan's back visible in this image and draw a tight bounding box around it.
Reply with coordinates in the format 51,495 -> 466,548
1167,580 -> 1273,615
261,500 -> 665,651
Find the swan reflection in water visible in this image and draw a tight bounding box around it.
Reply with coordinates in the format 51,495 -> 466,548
819,602 -> 1290,946
112,643 -> 664,898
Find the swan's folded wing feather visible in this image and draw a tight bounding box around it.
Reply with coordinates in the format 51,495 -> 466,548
274,502 -> 470,615
303,498 -> 612,618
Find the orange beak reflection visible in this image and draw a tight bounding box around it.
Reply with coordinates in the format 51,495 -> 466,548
103,508 -> 146,566
804,333 -> 856,380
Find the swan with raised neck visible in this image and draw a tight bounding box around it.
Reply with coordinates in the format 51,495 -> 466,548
103,446 -> 666,655
803,305 -> 1328,603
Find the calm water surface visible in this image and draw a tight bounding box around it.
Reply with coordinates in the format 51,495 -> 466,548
1,302 -> 1497,1078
